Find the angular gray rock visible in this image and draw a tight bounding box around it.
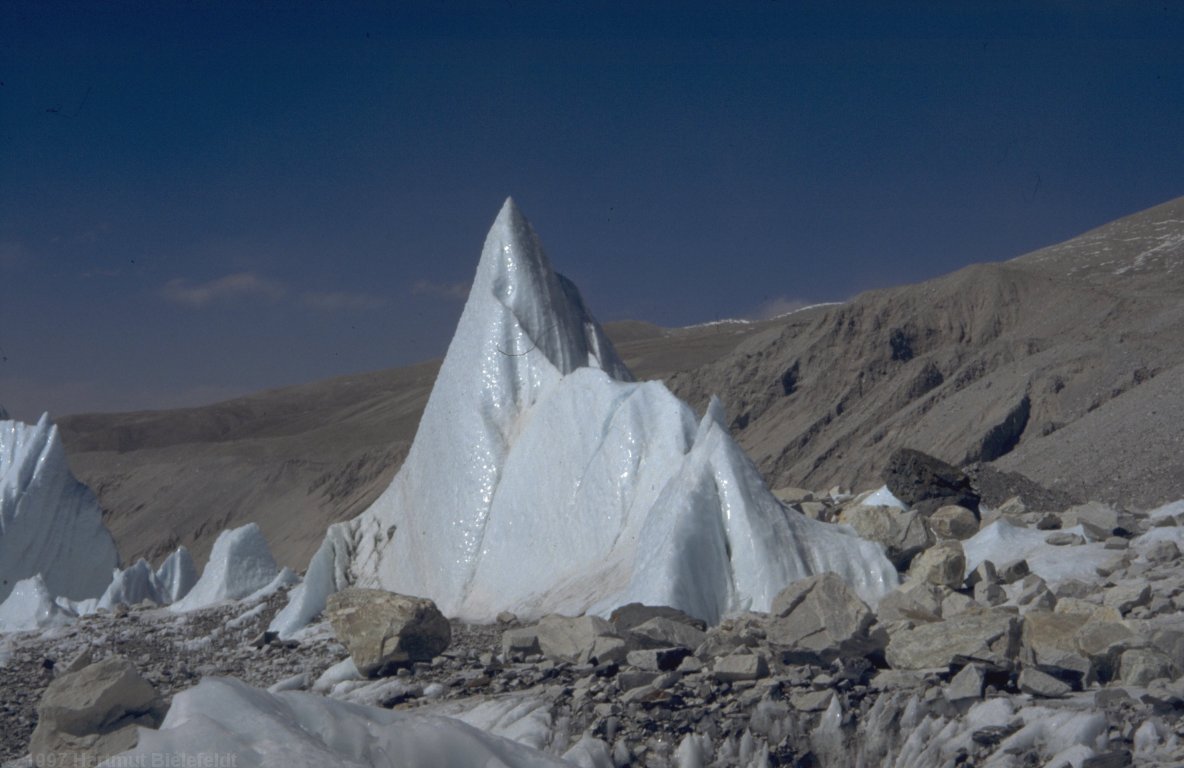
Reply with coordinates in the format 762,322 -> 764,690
29,655 -> 166,767
608,603 -> 706,632
1017,667 -> 1071,698
1103,582 -> 1152,615
876,581 -> 943,623
531,614 -> 623,664
1119,649 -> 1176,687
945,663 -> 986,703
627,616 -> 707,651
1020,611 -> 1092,684
838,505 -> 934,568
885,608 -> 1020,670
712,652 -> 769,682
929,505 -> 979,540
325,588 -> 451,677
1062,502 -> 1120,539
907,540 -> 966,590
766,572 -> 880,662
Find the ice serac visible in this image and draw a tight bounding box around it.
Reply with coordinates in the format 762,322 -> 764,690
171,524 -> 280,612
0,413 -> 118,605
273,199 -> 895,634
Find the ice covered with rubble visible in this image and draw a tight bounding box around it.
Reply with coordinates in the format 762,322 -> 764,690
273,198 -> 896,636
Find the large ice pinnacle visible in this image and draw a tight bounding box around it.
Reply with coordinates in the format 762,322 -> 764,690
272,199 -> 895,634
1,413 -> 119,604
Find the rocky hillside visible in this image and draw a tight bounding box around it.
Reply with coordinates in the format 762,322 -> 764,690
669,195 -> 1184,510
56,196 -> 1184,570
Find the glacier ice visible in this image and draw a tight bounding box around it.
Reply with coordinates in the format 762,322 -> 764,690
171,523 -> 280,612
0,573 -> 75,632
105,676 -> 574,768
0,413 -> 118,605
155,545 -> 199,604
273,198 -> 896,635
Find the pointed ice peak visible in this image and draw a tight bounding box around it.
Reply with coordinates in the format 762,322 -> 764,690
467,197 -> 631,382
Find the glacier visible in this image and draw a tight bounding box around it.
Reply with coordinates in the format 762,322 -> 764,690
0,413 -> 118,605
274,198 -> 895,635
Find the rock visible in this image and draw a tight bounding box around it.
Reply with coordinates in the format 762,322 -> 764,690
627,617 -> 707,651
1021,612 -> 1092,684
502,627 -> 542,659
1045,531 -> 1086,546
496,611 -> 519,625
1103,582 -> 1152,615
1015,575 -> 1057,614
1062,502 -> 1120,539
766,572 -> 880,662
929,505 -> 979,540
996,559 -> 1030,585
946,663 -> 986,703
883,448 -> 980,515
609,603 -> 706,633
876,581 -> 943,623
885,608 -> 1020,670
907,540 -> 966,590
1074,621 -> 1137,683
1055,599 -> 1119,622
837,505 -> 934,568
626,648 -> 690,672
965,560 -> 999,589
29,656 -> 166,767
713,652 -> 768,682
695,613 -> 765,659
1145,540 -> 1181,564
532,614 -> 623,665
790,689 -> 833,712
973,581 -> 1007,606
1119,649 -> 1176,686
325,589 -> 451,677
1017,667 -> 1071,698
939,590 -> 977,617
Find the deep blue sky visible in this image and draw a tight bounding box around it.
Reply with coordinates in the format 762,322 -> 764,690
2,2 -> 1182,421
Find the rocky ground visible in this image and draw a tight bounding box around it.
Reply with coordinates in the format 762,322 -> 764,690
4,456 -> 1184,767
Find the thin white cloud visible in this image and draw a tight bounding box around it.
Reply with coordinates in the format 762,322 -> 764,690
161,272 -> 286,308
301,290 -> 386,311
412,279 -> 470,301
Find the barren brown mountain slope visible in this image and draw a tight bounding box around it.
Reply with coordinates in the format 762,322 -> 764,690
57,196 -> 1184,570
668,195 -> 1184,508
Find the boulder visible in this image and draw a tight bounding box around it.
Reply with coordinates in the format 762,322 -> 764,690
945,663 -> 986,703
695,613 -> 766,660
325,589 -> 451,677
609,603 -> 706,632
1017,667 -> 1072,698
876,581 -> 944,623
766,572 -> 880,662
838,505 -> 934,568
1074,621 -> 1137,683
1103,581 -> 1152,615
29,656 -> 166,766
1062,502 -> 1120,539
1119,649 -> 1176,686
533,614 -> 623,664
626,647 -> 690,672
929,505 -> 979,540
883,448 -> 980,515
1020,611 -> 1092,685
907,540 -> 966,590
712,652 -> 769,682
996,559 -> 1031,585
627,616 -> 707,651
885,608 -> 1020,670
